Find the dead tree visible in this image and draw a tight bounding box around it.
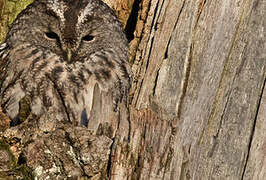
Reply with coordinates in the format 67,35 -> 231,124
0,0 -> 265,179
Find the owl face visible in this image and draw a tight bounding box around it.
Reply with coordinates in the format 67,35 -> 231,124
7,0 -> 127,63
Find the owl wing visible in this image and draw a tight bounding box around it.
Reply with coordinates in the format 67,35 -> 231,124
61,52 -> 131,137
0,43 -> 29,123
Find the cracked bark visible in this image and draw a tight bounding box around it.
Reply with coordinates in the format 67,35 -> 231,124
128,0 -> 266,179
1,0 -> 266,179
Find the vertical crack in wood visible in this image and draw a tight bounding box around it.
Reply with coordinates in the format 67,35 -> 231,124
200,0 -> 249,143
141,0 -> 160,72
173,0 -> 194,120
195,0 -> 206,27
163,36 -> 171,60
176,42 -> 192,119
144,37 -> 154,72
152,69 -> 160,96
214,87 -> 231,138
241,77 -> 266,180
128,0 -> 151,65
125,0 -> 141,42
173,0 -> 186,30
149,0 -> 161,32
152,0 -> 185,102
133,35 -> 154,107
143,0 -> 167,71
107,138 -> 115,179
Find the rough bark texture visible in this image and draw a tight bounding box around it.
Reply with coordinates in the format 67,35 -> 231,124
0,0 -> 266,179
128,0 -> 266,179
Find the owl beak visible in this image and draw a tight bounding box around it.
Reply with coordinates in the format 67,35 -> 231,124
66,49 -> 72,62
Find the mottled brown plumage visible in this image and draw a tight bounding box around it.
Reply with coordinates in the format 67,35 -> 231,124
0,0 -> 131,133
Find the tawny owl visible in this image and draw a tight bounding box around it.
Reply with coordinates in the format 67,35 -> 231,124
0,0 -> 131,134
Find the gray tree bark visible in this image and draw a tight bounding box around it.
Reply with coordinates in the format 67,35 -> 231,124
127,0 -> 266,179
0,0 -> 266,179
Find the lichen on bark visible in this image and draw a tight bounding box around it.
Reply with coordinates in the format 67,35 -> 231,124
0,0 -> 34,43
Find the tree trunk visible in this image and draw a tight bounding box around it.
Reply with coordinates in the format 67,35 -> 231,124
0,0 -> 266,179
128,0 -> 266,179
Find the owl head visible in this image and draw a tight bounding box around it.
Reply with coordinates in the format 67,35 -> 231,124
6,0 -> 128,63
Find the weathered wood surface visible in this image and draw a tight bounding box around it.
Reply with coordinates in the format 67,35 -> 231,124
0,0 -> 265,179
129,0 -> 266,179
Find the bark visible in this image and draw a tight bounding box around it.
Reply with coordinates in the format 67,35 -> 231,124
0,0 -> 266,179
0,0 -> 34,43
128,0 -> 266,179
